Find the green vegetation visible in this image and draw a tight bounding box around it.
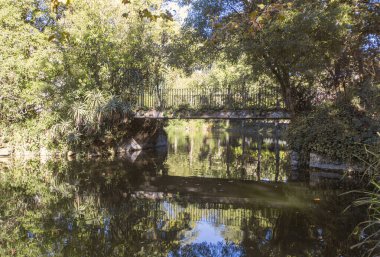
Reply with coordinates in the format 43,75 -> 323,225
347,143 -> 380,256
287,98 -> 379,164
182,0 -> 378,114
0,0 -> 379,255
1,0 -> 378,159
0,0 -> 179,152
180,0 -> 379,164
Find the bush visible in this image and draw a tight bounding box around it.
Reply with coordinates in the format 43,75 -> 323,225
287,101 -> 379,163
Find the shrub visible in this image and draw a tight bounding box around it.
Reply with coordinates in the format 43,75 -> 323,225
287,101 -> 379,163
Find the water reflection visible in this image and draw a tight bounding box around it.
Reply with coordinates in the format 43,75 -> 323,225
165,120 -> 289,182
0,120 -> 366,257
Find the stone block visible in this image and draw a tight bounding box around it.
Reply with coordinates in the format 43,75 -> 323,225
309,152 -> 362,172
0,147 -> 11,156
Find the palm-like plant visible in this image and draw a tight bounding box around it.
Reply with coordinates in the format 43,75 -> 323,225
51,120 -> 73,139
100,95 -> 132,126
84,90 -> 107,125
71,102 -> 87,127
51,90 -> 133,147
85,90 -> 106,111
67,132 -> 81,145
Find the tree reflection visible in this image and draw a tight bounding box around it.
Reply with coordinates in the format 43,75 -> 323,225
165,120 -> 289,181
168,242 -> 244,257
0,121 -> 368,256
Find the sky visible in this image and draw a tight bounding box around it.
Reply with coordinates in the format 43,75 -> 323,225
162,1 -> 189,23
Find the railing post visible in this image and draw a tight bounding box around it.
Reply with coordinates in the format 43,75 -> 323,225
243,89 -> 247,109
276,88 -> 280,111
227,85 -> 231,109
258,88 -> 262,110
171,88 -> 174,108
141,87 -> 144,108
209,89 -> 212,108
160,86 -> 164,109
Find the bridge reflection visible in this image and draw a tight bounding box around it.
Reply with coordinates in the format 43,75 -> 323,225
53,157 -> 358,257
0,154 -> 363,257
164,120 -> 289,182
0,120 -> 364,256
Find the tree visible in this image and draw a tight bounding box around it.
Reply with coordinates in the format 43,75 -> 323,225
0,0 -> 180,149
0,0 -> 58,123
181,0 -> 378,115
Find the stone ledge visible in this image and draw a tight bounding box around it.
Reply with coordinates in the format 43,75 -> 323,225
309,152 -> 362,172
0,147 -> 11,157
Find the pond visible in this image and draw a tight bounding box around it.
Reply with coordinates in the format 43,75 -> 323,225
0,120 -> 366,257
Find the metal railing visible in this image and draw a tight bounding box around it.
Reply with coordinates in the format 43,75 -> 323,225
136,87 -> 285,110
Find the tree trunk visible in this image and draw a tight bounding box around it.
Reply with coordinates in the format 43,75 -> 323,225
263,56 -> 296,117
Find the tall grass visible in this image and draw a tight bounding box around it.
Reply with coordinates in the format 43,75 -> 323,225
351,136 -> 380,256
352,181 -> 380,256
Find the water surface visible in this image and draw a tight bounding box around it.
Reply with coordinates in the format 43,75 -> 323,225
0,120 -> 365,257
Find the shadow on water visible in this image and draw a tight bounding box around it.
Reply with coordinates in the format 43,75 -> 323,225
0,120 -> 367,257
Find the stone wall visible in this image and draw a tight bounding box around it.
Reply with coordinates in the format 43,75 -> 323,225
117,119 -> 168,153
309,152 -> 362,172
290,151 -> 363,173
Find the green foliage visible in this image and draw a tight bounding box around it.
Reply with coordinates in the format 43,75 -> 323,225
1,115 -> 59,152
351,182 -> 380,256
0,0 -> 57,123
287,100 -> 379,163
49,90 -> 132,150
0,0 -> 180,151
182,0 -> 379,115
349,145 -> 380,256
167,59 -> 266,91
0,0 -> 378,157
0,160 -> 74,256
